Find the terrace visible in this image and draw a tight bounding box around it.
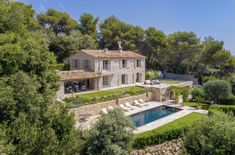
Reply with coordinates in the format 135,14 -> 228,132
66,79 -> 200,133
74,100 -> 207,133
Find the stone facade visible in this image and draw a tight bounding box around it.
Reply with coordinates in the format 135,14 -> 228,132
64,50 -> 145,90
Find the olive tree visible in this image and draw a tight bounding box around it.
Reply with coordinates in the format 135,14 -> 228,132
203,80 -> 231,104
85,109 -> 135,155
183,112 -> 235,155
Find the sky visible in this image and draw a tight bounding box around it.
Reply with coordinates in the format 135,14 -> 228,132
18,0 -> 235,55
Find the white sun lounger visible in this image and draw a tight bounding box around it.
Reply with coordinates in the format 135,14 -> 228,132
108,106 -> 114,111
139,99 -> 148,106
101,108 -> 108,114
133,100 -> 144,107
124,102 -> 135,110
119,104 -> 130,112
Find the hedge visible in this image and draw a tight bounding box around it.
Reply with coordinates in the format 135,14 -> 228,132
208,105 -> 235,116
133,112 -> 206,148
64,86 -> 148,108
219,95 -> 235,105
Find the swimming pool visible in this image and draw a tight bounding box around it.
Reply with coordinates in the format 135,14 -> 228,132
130,105 -> 181,127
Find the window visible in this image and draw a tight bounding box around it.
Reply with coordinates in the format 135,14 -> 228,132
136,59 -> 141,67
122,60 -> 127,68
72,59 -> 77,68
103,60 -> 109,70
76,60 -> 80,69
121,74 -> 127,84
136,73 -> 142,82
103,76 -> 109,86
84,60 -> 90,70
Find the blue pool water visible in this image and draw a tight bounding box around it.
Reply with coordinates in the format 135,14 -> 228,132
130,106 -> 181,127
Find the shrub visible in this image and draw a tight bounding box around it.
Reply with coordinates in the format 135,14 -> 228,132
219,95 -> 235,105
84,109 -> 135,155
133,113 -> 205,148
209,105 -> 235,116
201,75 -> 217,84
191,87 -> 205,103
183,112 -> 235,155
169,86 -> 190,102
145,70 -> 160,80
203,80 -> 232,104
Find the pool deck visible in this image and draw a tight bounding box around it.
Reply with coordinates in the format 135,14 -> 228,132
128,102 -> 207,133
75,101 -> 208,133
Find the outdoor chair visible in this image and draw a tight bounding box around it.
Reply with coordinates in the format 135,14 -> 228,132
101,108 -> 108,114
133,100 -> 144,107
144,80 -> 151,85
124,102 -> 136,110
152,79 -> 160,84
108,106 -> 114,111
139,99 -> 149,106
119,104 -> 130,112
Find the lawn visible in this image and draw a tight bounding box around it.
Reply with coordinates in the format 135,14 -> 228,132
134,112 -> 206,148
74,86 -> 146,99
64,86 -> 148,108
184,102 -> 211,110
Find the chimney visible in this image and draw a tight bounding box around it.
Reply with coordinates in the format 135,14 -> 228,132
118,41 -> 122,52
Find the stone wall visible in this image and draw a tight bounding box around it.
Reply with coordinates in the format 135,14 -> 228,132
164,72 -> 198,85
70,93 -> 151,120
131,138 -> 183,155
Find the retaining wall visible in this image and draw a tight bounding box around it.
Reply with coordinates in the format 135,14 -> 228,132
70,93 -> 151,119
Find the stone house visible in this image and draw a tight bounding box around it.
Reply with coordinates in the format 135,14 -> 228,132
57,49 -> 146,99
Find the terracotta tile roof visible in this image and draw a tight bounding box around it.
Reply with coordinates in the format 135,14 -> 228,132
58,70 -> 101,81
81,49 -> 146,58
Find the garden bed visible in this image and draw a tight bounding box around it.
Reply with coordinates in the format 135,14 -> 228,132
64,86 -> 148,108
133,112 -> 206,148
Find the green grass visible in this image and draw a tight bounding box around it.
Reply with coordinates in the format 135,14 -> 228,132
75,86 -> 145,99
160,79 -> 182,84
136,112 -> 206,136
134,112 -> 206,148
64,86 -> 148,108
184,102 -> 211,110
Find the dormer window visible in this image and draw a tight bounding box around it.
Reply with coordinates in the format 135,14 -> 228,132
122,60 -> 127,68
136,59 -> 141,67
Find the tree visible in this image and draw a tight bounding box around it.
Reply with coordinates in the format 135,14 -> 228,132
49,31 -> 97,62
166,31 -> 202,74
191,87 -> 205,103
0,125 -> 14,154
183,112 -> 235,155
145,70 -> 160,80
37,9 -> 78,35
0,31 -> 58,94
203,80 -> 232,104
85,109 -> 135,155
0,0 -> 39,34
79,13 -> 99,41
0,1 -> 84,154
99,16 -> 144,51
142,27 -> 167,69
